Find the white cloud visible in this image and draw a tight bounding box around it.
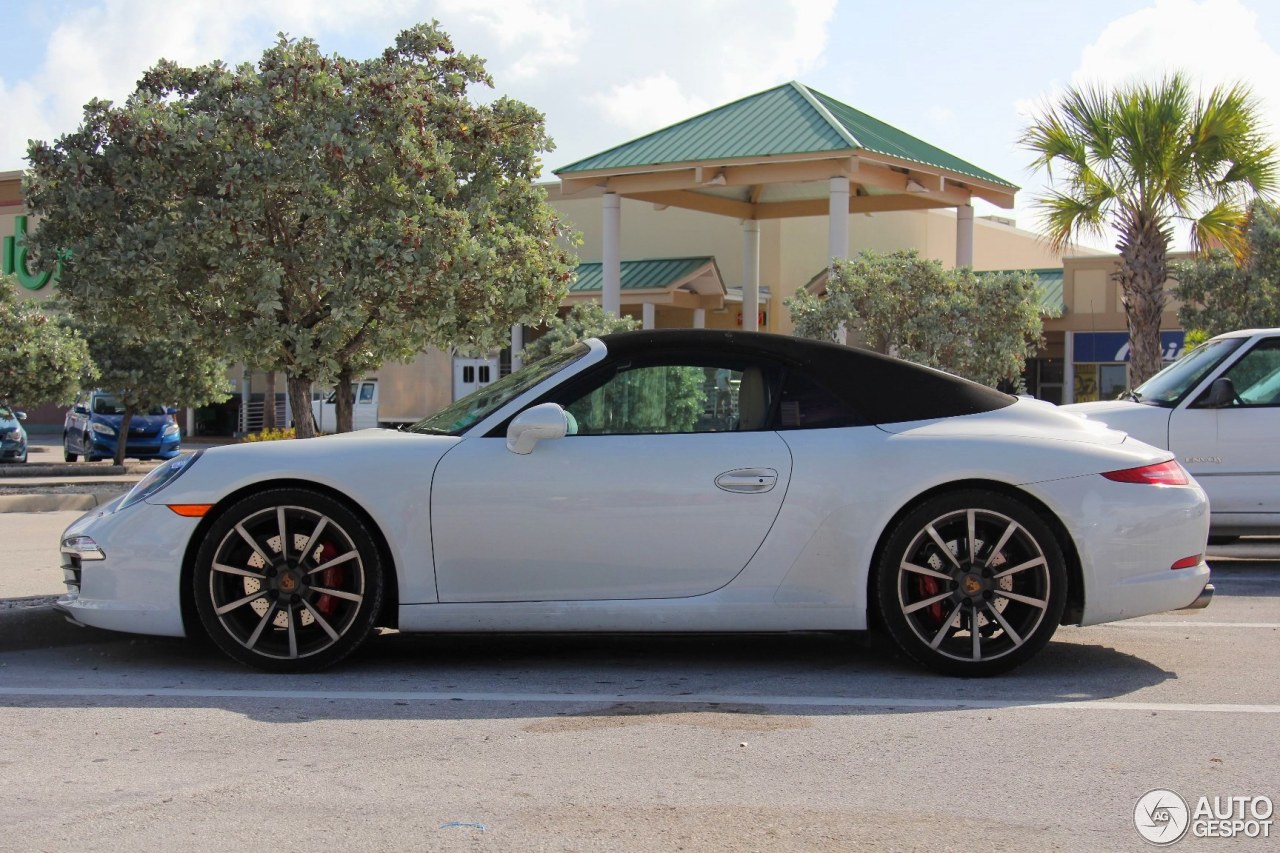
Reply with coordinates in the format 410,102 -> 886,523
592,73 -> 712,134
583,0 -> 837,141
436,0 -> 584,79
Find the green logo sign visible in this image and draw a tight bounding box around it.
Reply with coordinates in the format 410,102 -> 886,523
2,216 -> 60,290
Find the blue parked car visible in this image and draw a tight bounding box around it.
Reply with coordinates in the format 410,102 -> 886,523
63,391 -> 181,462
0,405 -> 28,463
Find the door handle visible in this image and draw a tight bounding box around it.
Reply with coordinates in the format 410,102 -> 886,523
715,468 -> 778,494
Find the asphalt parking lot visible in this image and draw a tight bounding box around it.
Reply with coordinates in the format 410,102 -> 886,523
1,483 -> 1276,850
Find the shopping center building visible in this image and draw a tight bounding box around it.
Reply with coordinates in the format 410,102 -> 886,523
2,81 -> 1189,434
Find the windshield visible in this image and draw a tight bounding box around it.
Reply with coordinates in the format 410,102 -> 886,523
408,343 -> 591,436
1131,338 -> 1245,406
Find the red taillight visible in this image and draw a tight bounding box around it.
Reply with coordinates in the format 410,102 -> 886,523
1101,460 -> 1188,486
1171,555 -> 1202,570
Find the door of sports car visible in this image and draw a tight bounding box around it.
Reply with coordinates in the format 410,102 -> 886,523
430,360 -> 793,602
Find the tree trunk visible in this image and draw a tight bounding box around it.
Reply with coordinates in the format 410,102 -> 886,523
287,375 -> 315,439
262,371 -> 277,431
335,368 -> 354,433
1116,216 -> 1170,387
114,407 -> 134,466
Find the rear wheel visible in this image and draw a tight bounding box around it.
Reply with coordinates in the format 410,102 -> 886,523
193,488 -> 384,672
875,490 -> 1067,677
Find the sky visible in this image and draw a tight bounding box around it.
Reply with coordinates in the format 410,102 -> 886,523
3,0 -> 1280,250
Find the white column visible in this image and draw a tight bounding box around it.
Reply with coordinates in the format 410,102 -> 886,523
742,220 -> 760,331
185,407 -> 195,438
1064,331 -> 1075,405
510,324 -> 524,372
602,192 -> 622,316
239,369 -> 250,435
692,308 -> 706,329
828,176 -> 850,264
956,203 -> 974,268
641,302 -> 655,330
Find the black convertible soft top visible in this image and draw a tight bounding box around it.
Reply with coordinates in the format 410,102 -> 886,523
598,329 -> 1014,426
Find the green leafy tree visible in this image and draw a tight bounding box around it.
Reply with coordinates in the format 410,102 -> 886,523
1021,73 -> 1277,385
522,302 -> 640,362
787,250 -> 1047,387
25,23 -> 576,437
1173,200 -> 1280,336
74,321 -> 231,464
0,281 -> 95,408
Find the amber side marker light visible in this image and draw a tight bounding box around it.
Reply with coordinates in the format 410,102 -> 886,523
1170,555 -> 1203,570
1101,460 -> 1189,486
167,504 -> 213,517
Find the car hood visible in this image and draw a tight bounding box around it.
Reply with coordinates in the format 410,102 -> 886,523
92,412 -> 171,426
1058,399 -> 1171,449
877,396 -> 1127,446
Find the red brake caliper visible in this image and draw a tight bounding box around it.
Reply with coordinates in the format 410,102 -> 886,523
917,577 -> 944,625
314,540 -> 343,617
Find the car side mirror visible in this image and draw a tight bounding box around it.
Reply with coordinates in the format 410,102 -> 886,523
1202,377 -> 1238,408
506,403 -> 569,455
74,404 -> 88,415
15,411 -> 26,421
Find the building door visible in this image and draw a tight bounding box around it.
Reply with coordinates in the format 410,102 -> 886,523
453,356 -> 499,401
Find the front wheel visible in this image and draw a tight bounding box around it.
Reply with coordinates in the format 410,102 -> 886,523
63,433 -> 77,463
193,488 -> 385,672
875,490 -> 1067,677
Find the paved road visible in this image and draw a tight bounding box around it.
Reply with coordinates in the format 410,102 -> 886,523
1,515 -> 1277,851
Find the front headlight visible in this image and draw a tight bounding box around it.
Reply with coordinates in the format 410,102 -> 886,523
118,451 -> 203,511
90,421 -> 117,436
2,429 -> 20,441
162,423 -> 180,437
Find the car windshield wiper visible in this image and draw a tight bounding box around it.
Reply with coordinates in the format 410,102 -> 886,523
1118,389 -> 1142,402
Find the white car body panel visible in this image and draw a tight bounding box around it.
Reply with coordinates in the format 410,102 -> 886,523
432,431 -> 793,601
1064,327 -> 1280,534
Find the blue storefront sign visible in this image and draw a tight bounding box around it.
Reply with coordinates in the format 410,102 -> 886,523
1073,331 -> 1185,363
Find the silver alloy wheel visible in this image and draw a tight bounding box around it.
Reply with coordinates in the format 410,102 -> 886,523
206,503 -> 368,662
895,506 -> 1051,664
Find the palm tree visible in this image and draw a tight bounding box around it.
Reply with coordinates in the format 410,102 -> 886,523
1021,73 -> 1276,385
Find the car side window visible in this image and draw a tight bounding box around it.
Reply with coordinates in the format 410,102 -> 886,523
1222,338 -> 1280,407
359,383 -> 376,403
563,360 -> 777,435
776,370 -> 866,429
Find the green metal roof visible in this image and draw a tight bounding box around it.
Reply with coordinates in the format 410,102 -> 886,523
557,81 -> 1015,189
809,266 -> 1064,315
977,268 -> 1065,314
569,257 -> 720,293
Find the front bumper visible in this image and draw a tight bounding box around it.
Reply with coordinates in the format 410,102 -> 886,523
56,497 -> 195,637
0,440 -> 26,461
90,434 -> 180,460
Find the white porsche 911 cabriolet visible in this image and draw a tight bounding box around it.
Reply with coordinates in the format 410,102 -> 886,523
58,330 -> 1213,676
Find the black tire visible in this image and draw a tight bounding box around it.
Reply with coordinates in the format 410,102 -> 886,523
875,490 -> 1067,677
83,433 -> 97,462
63,433 -> 77,463
193,487 -> 385,672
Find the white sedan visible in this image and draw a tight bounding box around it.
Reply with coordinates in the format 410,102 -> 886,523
58,330 -> 1212,676
1064,327 -> 1280,538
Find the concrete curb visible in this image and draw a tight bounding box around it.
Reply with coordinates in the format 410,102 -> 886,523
0,462 -> 143,478
0,493 -> 108,513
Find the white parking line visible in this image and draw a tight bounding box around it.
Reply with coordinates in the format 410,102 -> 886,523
1113,621 -> 1280,628
1,686 -> 1278,714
